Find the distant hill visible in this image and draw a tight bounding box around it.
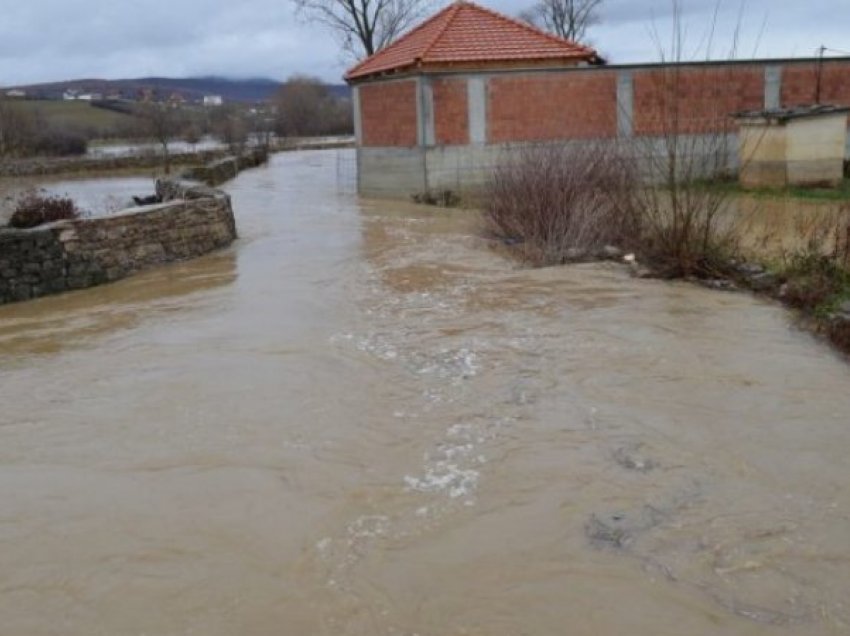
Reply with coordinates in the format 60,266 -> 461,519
11,76 -> 351,103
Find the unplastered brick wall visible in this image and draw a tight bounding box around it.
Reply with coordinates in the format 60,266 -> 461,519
360,80 -> 418,147
0,182 -> 236,305
487,71 -> 618,142
632,66 -> 765,136
433,78 -> 469,145
782,62 -> 850,126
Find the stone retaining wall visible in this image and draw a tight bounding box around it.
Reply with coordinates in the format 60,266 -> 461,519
0,182 -> 236,305
181,148 -> 269,186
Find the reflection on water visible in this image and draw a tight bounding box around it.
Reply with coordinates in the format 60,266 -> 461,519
0,250 -> 236,359
2,149 -> 850,636
0,174 -> 160,220
87,136 -> 224,158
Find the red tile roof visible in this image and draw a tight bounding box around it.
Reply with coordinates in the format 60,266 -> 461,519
345,1 -> 597,81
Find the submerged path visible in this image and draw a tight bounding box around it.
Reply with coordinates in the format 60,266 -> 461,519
1,149 -> 850,635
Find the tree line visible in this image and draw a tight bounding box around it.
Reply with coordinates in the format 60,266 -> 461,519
0,76 -> 352,163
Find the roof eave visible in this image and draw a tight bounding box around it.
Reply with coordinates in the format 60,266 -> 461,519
346,53 -> 596,83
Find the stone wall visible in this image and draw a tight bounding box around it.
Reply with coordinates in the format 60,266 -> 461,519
0,182 -> 236,305
180,148 -> 269,186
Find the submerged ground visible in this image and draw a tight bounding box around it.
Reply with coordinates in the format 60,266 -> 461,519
1,149 -> 850,635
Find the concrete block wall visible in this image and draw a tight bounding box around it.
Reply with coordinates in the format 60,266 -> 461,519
0,183 -> 236,305
358,147 -> 427,196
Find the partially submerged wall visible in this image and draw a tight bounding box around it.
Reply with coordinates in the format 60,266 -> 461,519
0,182 -> 236,305
180,148 -> 269,186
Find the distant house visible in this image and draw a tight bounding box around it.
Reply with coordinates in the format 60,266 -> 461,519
4,89 -> 26,98
62,90 -> 102,101
203,95 -> 223,107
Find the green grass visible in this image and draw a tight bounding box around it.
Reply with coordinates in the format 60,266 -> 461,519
702,177 -> 850,202
8,100 -> 139,137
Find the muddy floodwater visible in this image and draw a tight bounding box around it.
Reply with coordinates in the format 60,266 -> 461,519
2,150 -> 850,636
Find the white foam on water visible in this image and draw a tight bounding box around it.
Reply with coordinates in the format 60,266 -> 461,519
315,537 -> 332,553
346,514 -> 390,541
404,465 -> 480,499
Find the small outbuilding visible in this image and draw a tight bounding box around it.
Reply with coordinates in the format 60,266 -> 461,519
735,105 -> 850,189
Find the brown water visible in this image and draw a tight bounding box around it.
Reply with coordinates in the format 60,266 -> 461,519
2,150 -> 850,636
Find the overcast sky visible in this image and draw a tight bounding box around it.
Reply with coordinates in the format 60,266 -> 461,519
2,0 -> 848,86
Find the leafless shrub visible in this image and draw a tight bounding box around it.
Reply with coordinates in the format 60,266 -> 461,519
629,143 -> 742,278
483,142 -> 642,265
8,191 -> 80,228
768,206 -> 850,319
617,0 -> 767,278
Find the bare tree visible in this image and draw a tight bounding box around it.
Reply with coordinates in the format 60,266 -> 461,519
293,0 -> 430,58
0,95 -> 10,160
520,0 -> 602,42
274,75 -> 352,137
0,96 -> 39,159
136,102 -> 184,174
210,105 -> 250,154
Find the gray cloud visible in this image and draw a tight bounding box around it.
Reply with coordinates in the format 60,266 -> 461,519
1,0 -> 847,86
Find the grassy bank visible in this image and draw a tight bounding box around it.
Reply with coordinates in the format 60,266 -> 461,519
702,177 -> 850,202
7,100 -> 139,138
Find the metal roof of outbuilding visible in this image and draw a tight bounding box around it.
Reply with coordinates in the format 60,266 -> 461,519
734,104 -> 850,123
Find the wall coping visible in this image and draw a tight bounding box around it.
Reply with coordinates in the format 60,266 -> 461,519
350,55 -> 850,83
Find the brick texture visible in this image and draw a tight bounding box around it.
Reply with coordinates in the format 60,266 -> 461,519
433,79 -> 469,145
356,61 -> 850,149
633,67 -> 764,135
782,63 -> 850,124
360,81 -> 418,147
487,72 -> 617,142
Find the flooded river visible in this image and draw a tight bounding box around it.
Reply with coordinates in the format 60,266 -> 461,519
2,150 -> 850,635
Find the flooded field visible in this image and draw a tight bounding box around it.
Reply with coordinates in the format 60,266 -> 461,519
1,149 -> 850,635
0,174 -> 159,224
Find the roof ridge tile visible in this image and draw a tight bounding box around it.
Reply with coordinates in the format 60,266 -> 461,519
345,0 -> 597,81
459,0 -> 595,56
419,1 -> 464,63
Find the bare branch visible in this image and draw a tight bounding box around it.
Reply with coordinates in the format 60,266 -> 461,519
519,0 -> 602,43
293,0 -> 432,59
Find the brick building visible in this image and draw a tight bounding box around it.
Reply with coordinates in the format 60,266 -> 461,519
345,0 -> 850,197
